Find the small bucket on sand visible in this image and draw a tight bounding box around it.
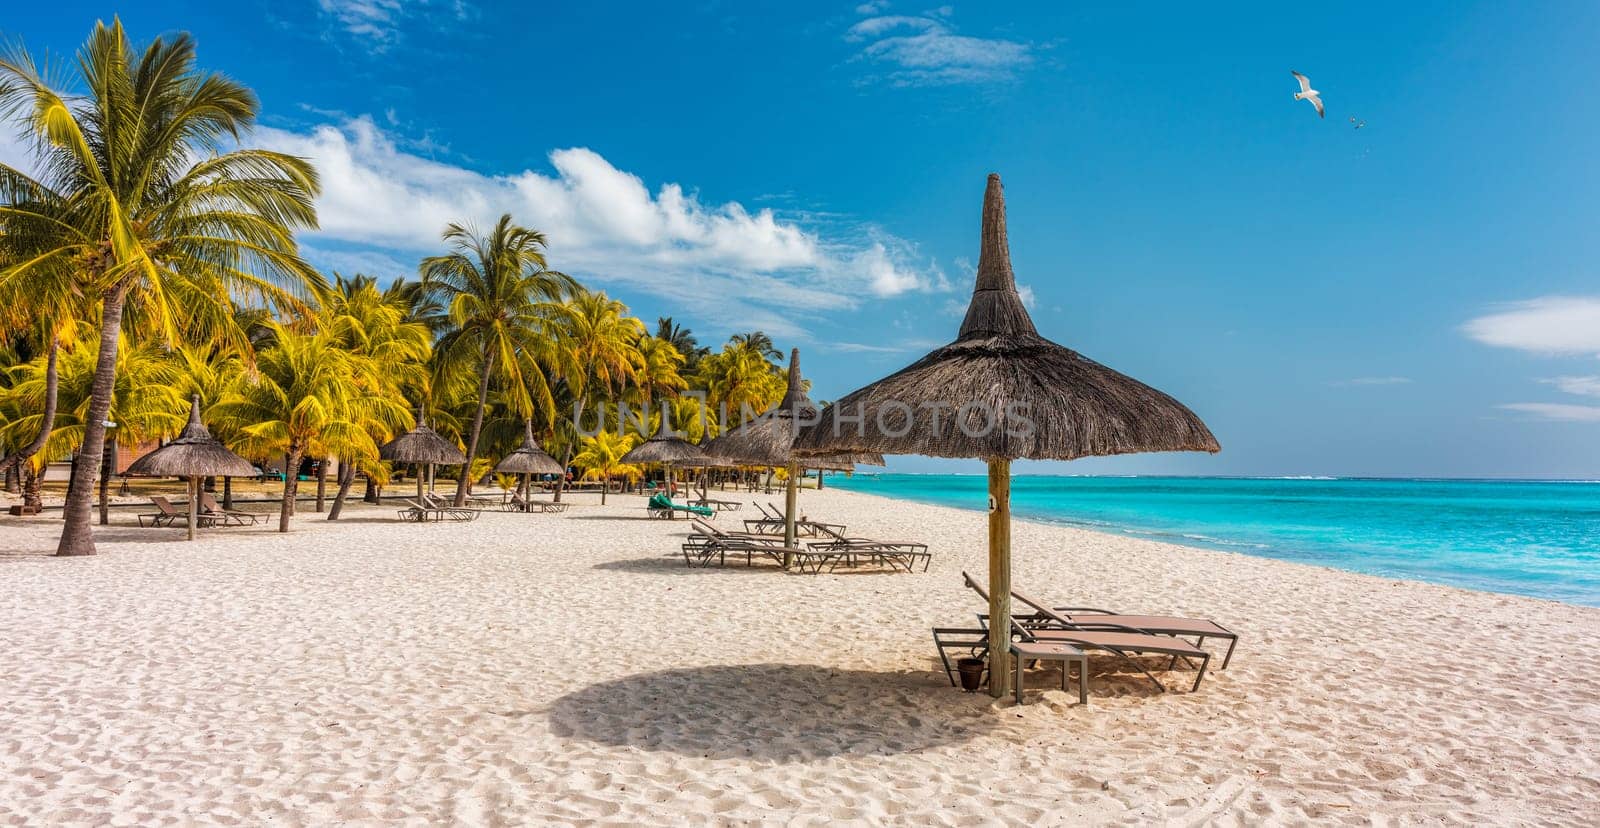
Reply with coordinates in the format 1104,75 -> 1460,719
956,657 -> 986,692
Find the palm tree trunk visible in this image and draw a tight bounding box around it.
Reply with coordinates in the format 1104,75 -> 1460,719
454,350 -> 496,506
363,476 -> 378,504
553,446 -> 573,503
315,457 -> 327,512
328,461 -> 357,520
98,435 -> 115,525
278,446 -> 303,533
57,286 -> 128,557
223,477 -> 233,510
601,472 -> 609,505
0,337 -> 60,478
21,462 -> 43,510
4,464 -> 18,494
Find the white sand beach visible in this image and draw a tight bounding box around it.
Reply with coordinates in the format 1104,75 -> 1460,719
3,487 -> 1598,825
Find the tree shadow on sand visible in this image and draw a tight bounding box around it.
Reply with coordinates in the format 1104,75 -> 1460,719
547,663 -> 996,762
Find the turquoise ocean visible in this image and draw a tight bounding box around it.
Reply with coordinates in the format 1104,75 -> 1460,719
825,475 -> 1600,607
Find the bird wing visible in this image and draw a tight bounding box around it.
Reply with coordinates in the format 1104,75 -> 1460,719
1308,93 -> 1325,118
1292,71 -> 1312,93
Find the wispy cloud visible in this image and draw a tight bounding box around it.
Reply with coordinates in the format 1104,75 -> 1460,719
844,7 -> 1032,86
1542,376 -> 1600,397
1462,296 -> 1600,355
251,116 -> 945,334
317,0 -> 474,53
1328,376 -> 1413,387
1500,403 -> 1600,422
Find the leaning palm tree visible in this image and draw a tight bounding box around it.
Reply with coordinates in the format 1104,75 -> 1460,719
420,214 -> 576,506
0,20 -> 323,555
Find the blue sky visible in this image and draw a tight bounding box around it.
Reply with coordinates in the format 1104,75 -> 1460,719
7,2 -> 1600,477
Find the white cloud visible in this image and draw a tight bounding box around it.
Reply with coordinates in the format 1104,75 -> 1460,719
1016,282 -> 1036,308
1543,376 -> 1600,397
1329,376 -> 1413,387
845,9 -> 1032,86
854,1 -> 890,13
1462,296 -> 1600,355
1500,403 -> 1600,422
252,116 -> 943,331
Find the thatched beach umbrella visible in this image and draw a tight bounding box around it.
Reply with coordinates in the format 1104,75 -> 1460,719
495,419 -> 564,505
794,174 -> 1220,696
706,348 -> 883,561
379,404 -> 468,504
126,395 -> 257,541
621,413 -> 707,500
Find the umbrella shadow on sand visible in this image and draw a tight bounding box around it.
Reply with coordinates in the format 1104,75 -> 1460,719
547,663 -> 996,762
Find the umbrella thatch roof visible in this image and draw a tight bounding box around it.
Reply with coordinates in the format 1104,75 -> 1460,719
705,348 -> 884,468
495,420 -> 565,475
379,405 -> 468,465
795,174 -> 1220,461
621,414 -> 707,466
126,396 -> 257,478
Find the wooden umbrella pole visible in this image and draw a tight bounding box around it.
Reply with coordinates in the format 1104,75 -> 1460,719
416,466 -> 425,504
783,460 -> 799,567
187,476 -> 199,542
987,458 -> 1012,698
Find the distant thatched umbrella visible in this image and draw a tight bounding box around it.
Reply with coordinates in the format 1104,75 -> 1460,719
794,174 -> 1220,696
495,419 -> 564,505
621,414 -> 706,502
706,348 -> 884,561
379,404 -> 467,504
126,395 -> 256,541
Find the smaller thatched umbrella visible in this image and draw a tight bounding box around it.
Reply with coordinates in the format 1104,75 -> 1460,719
495,419 -> 564,507
126,395 -> 257,541
621,413 -> 707,502
705,348 -> 883,561
378,404 -> 467,505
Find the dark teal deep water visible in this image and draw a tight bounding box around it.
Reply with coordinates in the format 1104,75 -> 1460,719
827,475 -> 1600,606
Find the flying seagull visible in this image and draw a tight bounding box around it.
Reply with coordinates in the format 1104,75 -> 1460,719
1291,71 -> 1324,118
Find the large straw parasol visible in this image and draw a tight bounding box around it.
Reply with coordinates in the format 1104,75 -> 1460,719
379,404 -> 468,504
495,419 -> 564,506
794,174 -> 1219,696
126,395 -> 257,541
621,413 -> 707,502
706,348 -> 883,561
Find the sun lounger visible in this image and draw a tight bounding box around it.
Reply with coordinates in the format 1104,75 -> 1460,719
691,497 -> 740,511
199,491 -> 261,526
807,526 -> 931,572
682,518 -> 828,568
501,493 -> 569,513
1013,591 -> 1240,669
742,504 -> 846,538
964,572 -> 1213,693
648,492 -> 713,519
422,493 -> 481,521
139,496 -> 215,528
396,498 -> 445,522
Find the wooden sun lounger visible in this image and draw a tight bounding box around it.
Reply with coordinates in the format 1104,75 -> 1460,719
964,572 -> 1213,693
502,494 -> 570,513
397,498 -> 446,522
691,497 -> 740,511
139,496 -> 216,528
199,492 -> 261,526
422,493 -> 481,521
1012,590 -> 1240,669
807,526 -> 930,572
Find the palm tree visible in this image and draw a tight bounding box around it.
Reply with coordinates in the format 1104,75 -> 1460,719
695,340 -> 786,427
420,214 -> 575,506
633,335 -> 687,415
728,331 -> 782,364
655,317 -> 707,372
318,274 -> 429,519
214,324 -> 403,532
0,20 -> 322,555
553,290 -> 643,499
570,430 -> 640,505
